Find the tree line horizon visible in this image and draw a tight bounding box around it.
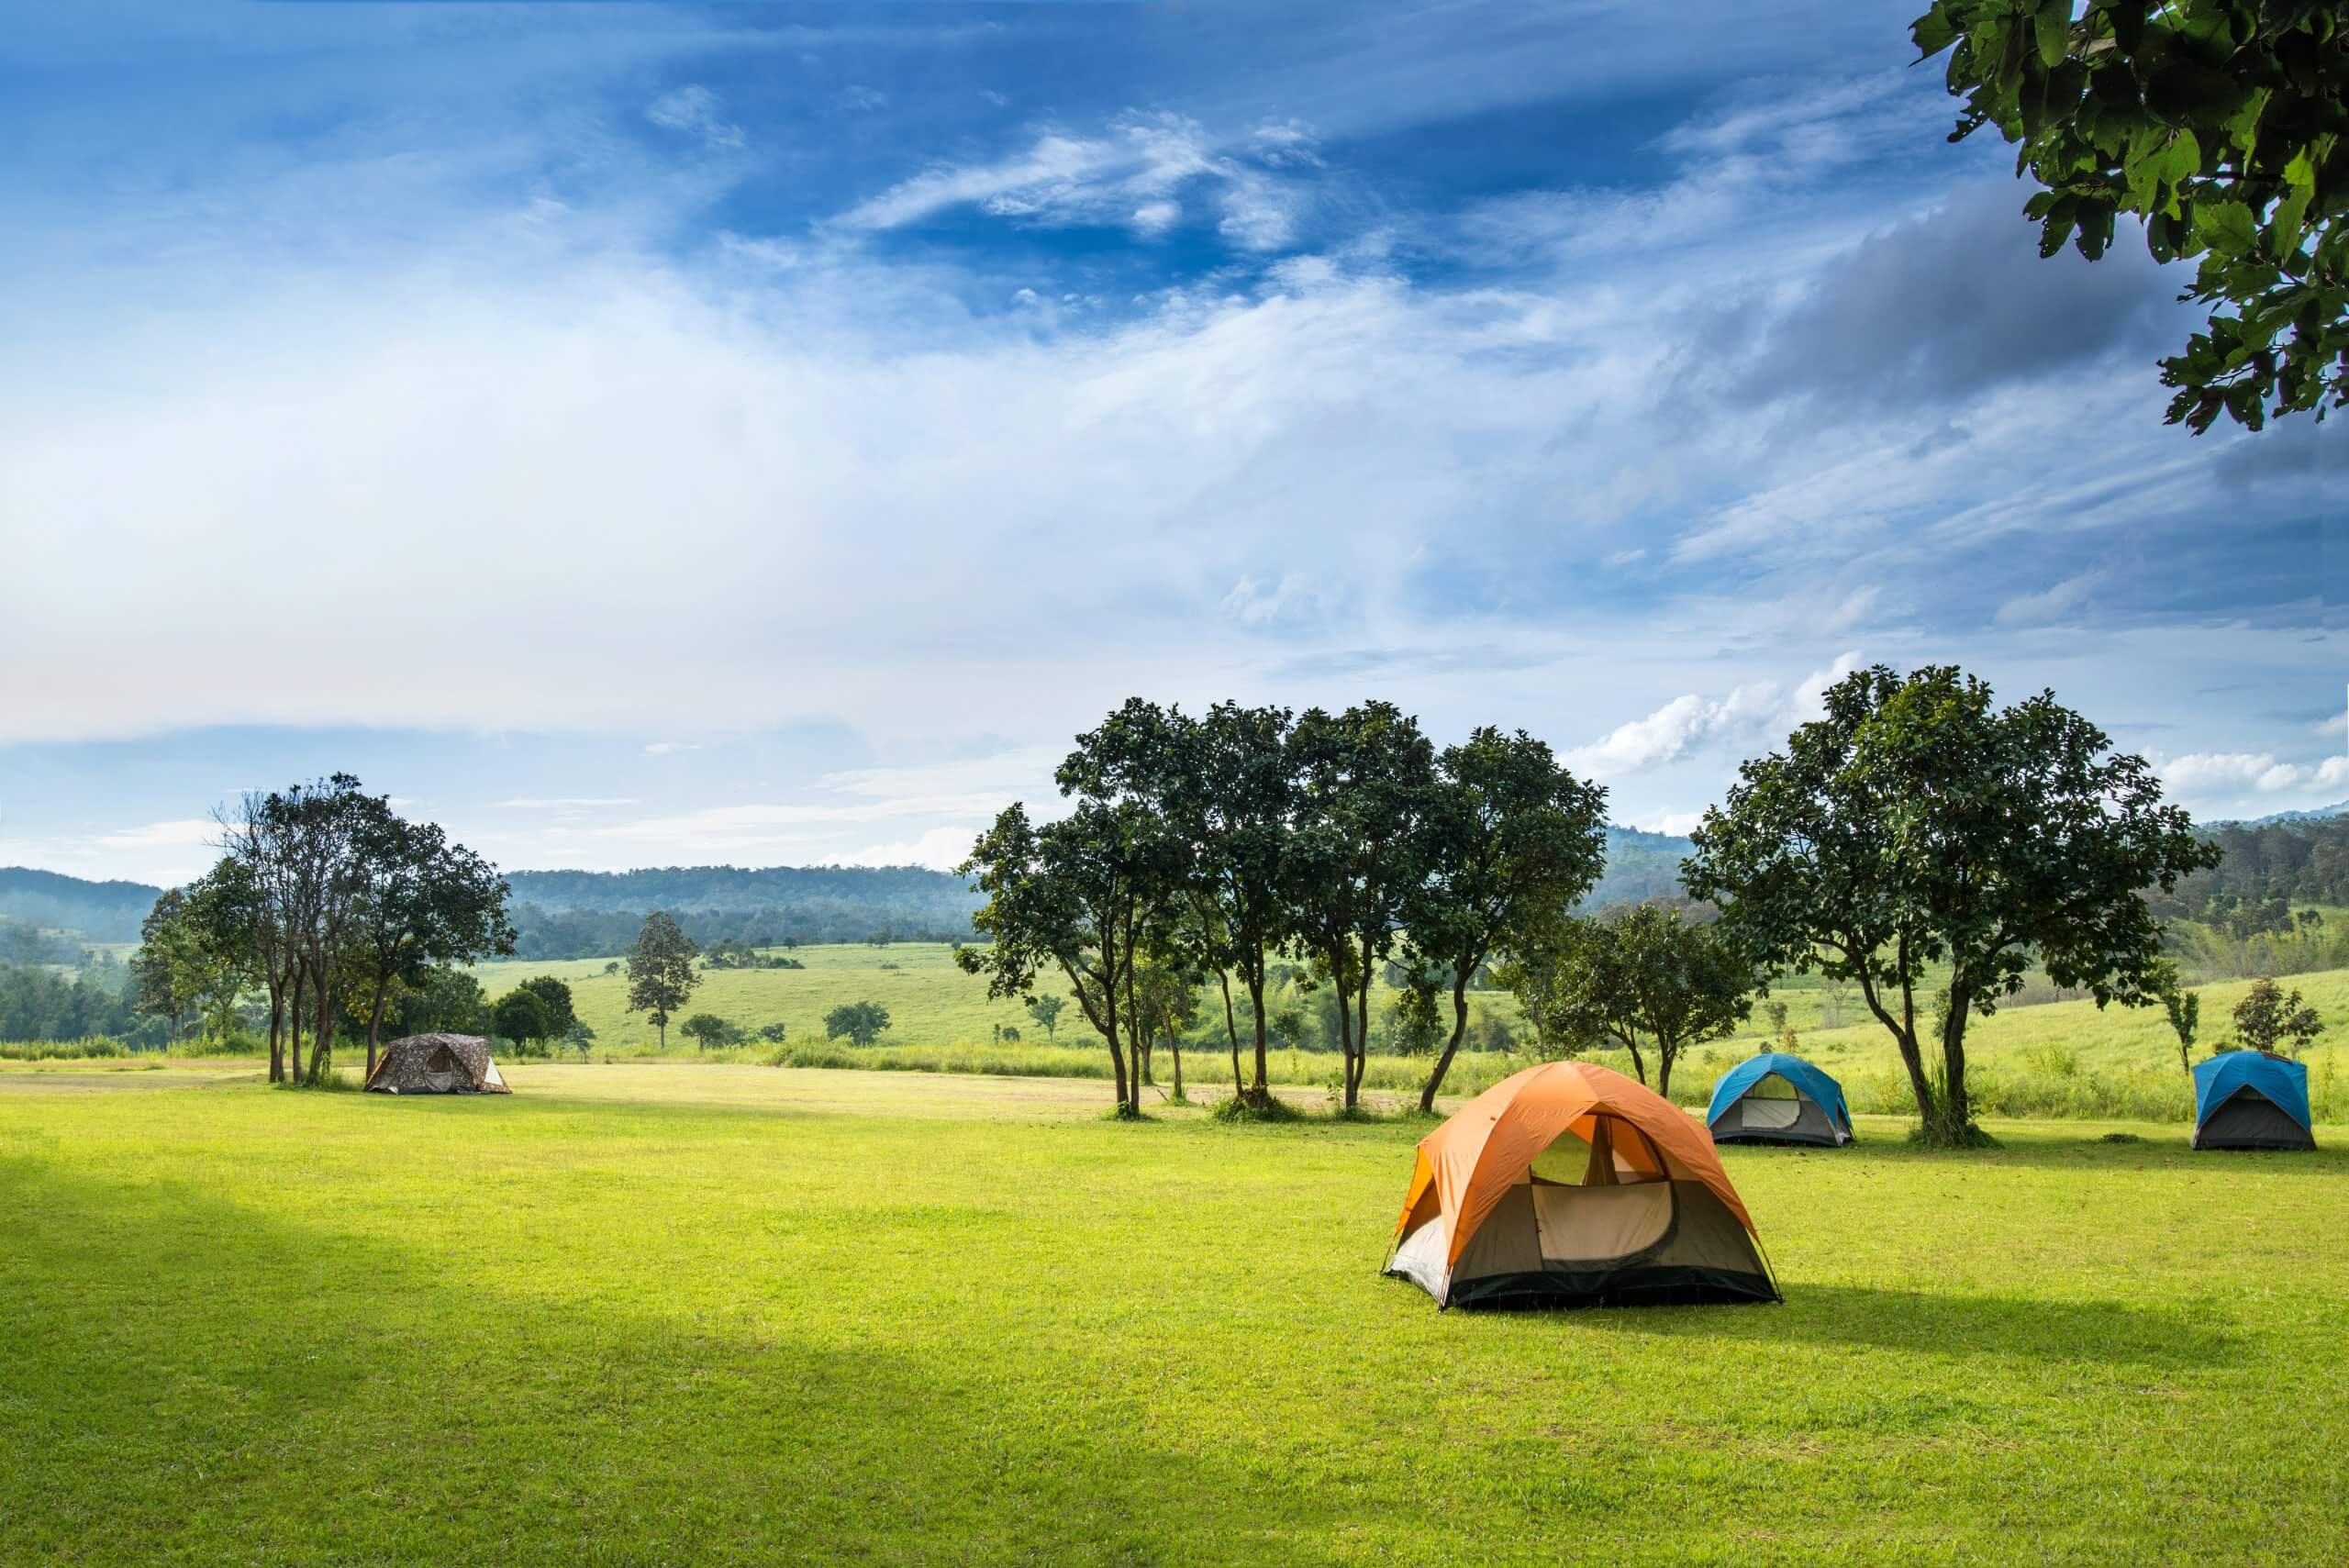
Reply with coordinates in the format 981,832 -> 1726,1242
957,665 -> 2218,1144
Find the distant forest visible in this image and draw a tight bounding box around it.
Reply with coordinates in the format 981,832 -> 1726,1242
2147,815 -> 2349,933
6,813 -> 2344,968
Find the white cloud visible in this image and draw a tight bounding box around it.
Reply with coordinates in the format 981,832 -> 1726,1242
645,84 -> 744,150
1993,572 -> 2100,628
1631,809 -> 1706,836
493,797 -> 637,810
1604,548 -> 1646,567
2160,751 -> 2349,804
1567,652 -> 1859,780
641,743 -> 702,758
94,819 -> 216,850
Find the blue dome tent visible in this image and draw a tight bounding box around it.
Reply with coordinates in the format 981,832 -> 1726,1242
1705,1052 -> 1854,1147
2191,1051 -> 2314,1151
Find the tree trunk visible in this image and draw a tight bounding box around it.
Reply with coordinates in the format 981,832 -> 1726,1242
288,968 -> 306,1084
312,973 -> 335,1083
1170,1028 -> 1184,1102
1656,1033 -> 1675,1100
1418,967 -> 1474,1114
1218,971 -> 1243,1098
1326,944 -> 1358,1111
1621,1033 -> 1648,1085
267,982 -> 284,1084
1857,964 -> 1943,1137
1932,980 -> 1975,1142
1248,967 -> 1270,1096
365,975 -> 390,1080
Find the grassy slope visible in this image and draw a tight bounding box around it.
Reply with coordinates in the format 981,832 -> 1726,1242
471,945 -> 2349,1107
0,1063 -> 2343,1565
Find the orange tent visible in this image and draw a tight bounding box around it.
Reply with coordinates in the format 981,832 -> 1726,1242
1386,1060 -> 1777,1309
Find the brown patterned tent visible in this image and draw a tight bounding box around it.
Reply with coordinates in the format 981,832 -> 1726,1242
363,1033 -> 511,1095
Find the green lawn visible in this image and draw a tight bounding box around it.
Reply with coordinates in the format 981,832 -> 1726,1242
3,1062 -> 2343,1564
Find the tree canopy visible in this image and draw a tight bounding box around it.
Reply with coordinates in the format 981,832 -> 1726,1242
625,911 -> 701,1052
1684,663 -> 2221,1144
1913,0 -> 2349,431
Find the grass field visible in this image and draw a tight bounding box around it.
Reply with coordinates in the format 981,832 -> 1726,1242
2,1062 -> 2343,1564
468,944 -> 2349,1120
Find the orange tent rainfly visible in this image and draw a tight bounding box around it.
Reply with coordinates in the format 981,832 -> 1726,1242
1385,1060 -> 1778,1309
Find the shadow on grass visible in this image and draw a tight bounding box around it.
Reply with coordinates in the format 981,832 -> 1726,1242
1576,1281 -> 2245,1371
1719,1129 -> 2346,1175
0,1153 -> 1353,1567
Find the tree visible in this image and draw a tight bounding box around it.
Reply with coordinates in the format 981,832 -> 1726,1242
1528,907 -> 1760,1097
2152,958 -> 2201,1073
563,1019 -> 597,1059
1912,1 -> 2349,432
346,809 -> 513,1079
2232,975 -> 2323,1054
518,975 -> 576,1039
1170,701 -> 1298,1107
679,1013 -> 738,1051
1025,993 -> 1064,1040
1402,727 -> 1609,1111
128,889 -> 197,1045
626,910 -> 700,1051
755,1021 -> 788,1044
959,799 -> 1160,1117
1387,982 -> 1443,1056
1284,702 -> 1436,1111
823,1001 -> 891,1047
491,988 -> 552,1057
389,965 -> 490,1037
1132,955 -> 1203,1101
1685,664 -> 2221,1145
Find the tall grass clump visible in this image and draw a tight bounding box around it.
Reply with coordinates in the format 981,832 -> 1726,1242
0,1037 -> 131,1062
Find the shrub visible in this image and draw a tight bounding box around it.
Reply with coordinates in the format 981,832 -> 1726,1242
824,1001 -> 891,1047
0,1036 -> 130,1061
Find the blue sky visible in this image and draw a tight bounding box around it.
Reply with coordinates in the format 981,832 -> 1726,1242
1,1 -> 2341,887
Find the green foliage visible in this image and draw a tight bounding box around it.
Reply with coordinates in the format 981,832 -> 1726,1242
388,965 -> 489,1038
2231,973 -> 2325,1052
1686,663 -> 2221,1144
1913,0 -> 2349,431
0,1036 -> 130,1061
2153,957 -> 2202,1071
823,1000 -> 892,1047
1024,992 -> 1063,1039
1386,983 -> 1442,1056
517,974 -> 576,1037
1402,724 -> 1609,1106
490,988 -> 553,1056
1507,905 -> 1760,1096
678,1013 -> 740,1051
754,1021 -> 788,1044
624,911 -> 701,1051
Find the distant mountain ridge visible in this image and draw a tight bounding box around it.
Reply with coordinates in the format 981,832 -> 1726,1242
0,867 -> 163,941
2229,799 -> 2349,827
3,828 -> 1707,950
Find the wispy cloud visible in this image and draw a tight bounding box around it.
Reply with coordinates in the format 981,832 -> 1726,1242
831,111 -> 1314,250
645,84 -> 744,150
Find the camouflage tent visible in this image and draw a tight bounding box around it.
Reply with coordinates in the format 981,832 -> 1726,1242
363,1033 -> 511,1095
